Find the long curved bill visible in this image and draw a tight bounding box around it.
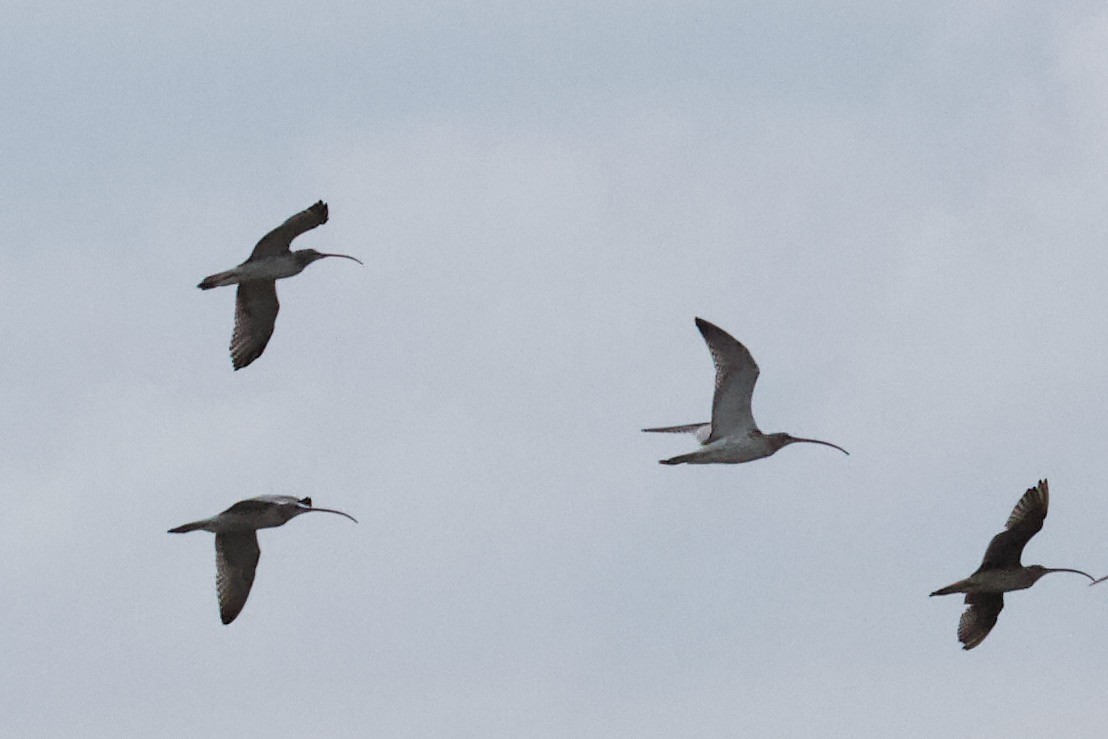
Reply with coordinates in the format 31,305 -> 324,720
319,252 -> 364,265
1064,569 -> 1105,585
790,436 -> 850,455
307,507 -> 359,523
1043,567 -> 1096,583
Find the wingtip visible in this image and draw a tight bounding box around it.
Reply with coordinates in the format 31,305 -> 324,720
693,316 -> 728,339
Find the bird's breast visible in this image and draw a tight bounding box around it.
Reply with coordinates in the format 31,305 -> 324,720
692,436 -> 775,463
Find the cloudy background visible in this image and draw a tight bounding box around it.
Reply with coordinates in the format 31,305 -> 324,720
4,1 -> 1108,736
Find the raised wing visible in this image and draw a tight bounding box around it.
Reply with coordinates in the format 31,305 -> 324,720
230,282 -> 279,370
695,318 -> 761,443
249,201 -> 329,260
215,532 -> 261,625
957,592 -> 1003,650
978,480 -> 1049,571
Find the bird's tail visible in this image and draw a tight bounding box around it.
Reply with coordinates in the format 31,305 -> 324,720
168,520 -> 207,534
642,423 -> 707,435
197,269 -> 239,290
928,580 -> 968,597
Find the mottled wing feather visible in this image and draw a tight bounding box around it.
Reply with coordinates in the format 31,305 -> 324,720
249,201 -> 329,259
215,533 -> 261,625
957,592 -> 1003,650
231,282 -> 279,370
979,480 -> 1049,570
695,318 -> 761,443
1005,479 -> 1049,533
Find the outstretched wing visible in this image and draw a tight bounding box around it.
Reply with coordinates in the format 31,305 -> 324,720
695,318 -> 761,443
215,532 -> 261,625
957,592 -> 1004,650
979,480 -> 1049,570
230,282 -> 280,370
249,201 -> 329,259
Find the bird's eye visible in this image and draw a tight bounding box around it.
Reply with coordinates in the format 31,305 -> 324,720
299,497 -> 312,506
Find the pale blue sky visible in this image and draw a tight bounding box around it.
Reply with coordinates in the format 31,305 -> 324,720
4,2 -> 1108,736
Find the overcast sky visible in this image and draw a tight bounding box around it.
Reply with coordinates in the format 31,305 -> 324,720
5,2 -> 1108,736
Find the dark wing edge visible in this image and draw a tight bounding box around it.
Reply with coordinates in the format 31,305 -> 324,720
694,318 -> 761,442
230,282 -> 280,370
215,533 -> 261,625
957,592 -> 1003,650
1005,480 -> 1049,533
978,480 -> 1049,570
249,201 -> 329,259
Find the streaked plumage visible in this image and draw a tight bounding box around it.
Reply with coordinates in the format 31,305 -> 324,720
198,201 -> 363,370
930,480 -> 1097,650
169,495 -> 357,624
643,317 -> 848,465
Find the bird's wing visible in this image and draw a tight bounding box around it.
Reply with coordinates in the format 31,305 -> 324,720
221,498 -> 274,516
230,282 -> 280,370
957,592 -> 1003,650
215,532 -> 261,625
979,480 -> 1049,570
248,201 -> 329,259
695,318 -> 761,443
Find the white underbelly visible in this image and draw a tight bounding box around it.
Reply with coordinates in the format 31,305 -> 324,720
686,436 -> 772,463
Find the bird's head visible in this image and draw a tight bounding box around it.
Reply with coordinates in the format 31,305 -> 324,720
295,248 -> 364,267
771,433 -> 850,456
288,496 -> 359,524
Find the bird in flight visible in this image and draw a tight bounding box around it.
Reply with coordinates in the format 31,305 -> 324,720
930,480 -> 1097,650
643,317 -> 848,465
198,201 -> 363,370
169,495 -> 357,624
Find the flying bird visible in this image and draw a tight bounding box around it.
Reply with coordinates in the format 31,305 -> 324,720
930,480 -> 1097,650
643,317 -> 849,465
198,201 -> 363,370
169,495 -> 358,624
